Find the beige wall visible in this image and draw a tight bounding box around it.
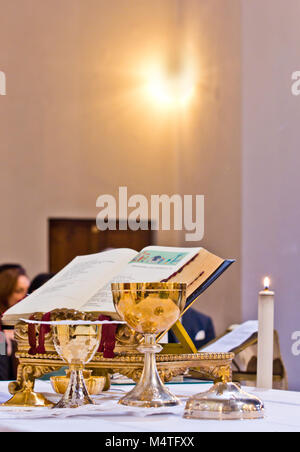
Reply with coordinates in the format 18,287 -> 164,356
0,0 -> 242,335
178,0 -> 242,334
0,0 -> 179,276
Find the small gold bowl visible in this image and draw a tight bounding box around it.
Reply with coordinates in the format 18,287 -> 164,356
51,374 -> 106,396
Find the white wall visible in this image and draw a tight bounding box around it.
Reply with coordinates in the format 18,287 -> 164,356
242,0 -> 300,390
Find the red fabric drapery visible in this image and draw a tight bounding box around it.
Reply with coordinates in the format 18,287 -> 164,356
98,315 -> 117,359
27,312 -> 118,358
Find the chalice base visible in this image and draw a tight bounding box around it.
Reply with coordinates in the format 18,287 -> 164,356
119,381 -> 181,408
118,338 -> 181,408
54,369 -> 95,409
184,382 -> 264,420
2,389 -> 54,408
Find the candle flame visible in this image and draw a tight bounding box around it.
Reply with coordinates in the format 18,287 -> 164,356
264,277 -> 271,290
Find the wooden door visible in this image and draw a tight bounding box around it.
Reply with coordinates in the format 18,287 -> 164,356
49,219 -> 153,273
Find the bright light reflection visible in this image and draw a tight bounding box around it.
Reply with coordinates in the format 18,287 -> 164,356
144,64 -> 196,109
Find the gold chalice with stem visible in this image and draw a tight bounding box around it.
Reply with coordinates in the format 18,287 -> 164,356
111,282 -> 187,408
51,322 -> 102,409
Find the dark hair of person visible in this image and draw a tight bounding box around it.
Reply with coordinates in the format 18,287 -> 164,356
0,268 -> 27,314
28,273 -> 55,294
0,264 -> 26,275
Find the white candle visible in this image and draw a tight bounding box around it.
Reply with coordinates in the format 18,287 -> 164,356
257,277 -> 275,389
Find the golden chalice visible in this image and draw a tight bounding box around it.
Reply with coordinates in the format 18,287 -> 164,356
51,322 -> 102,408
111,282 -> 186,408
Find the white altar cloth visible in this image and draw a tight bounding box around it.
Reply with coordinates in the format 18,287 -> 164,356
0,380 -> 300,432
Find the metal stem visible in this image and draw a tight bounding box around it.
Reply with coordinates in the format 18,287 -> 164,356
53,367 -> 94,409
118,334 -> 181,408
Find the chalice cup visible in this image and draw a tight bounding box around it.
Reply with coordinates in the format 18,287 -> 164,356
52,322 -> 102,409
111,282 -> 187,408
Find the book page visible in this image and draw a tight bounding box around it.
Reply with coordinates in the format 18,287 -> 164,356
118,246 -> 201,282
201,321 -> 259,353
82,246 -> 201,313
3,248 -> 137,317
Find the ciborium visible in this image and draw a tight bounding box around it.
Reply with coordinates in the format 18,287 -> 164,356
51,321 -> 102,408
184,382 -> 265,420
111,282 -> 186,408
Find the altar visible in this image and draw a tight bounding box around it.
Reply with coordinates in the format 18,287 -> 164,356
0,380 -> 299,432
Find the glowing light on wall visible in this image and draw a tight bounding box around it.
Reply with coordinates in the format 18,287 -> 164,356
143,63 -> 196,110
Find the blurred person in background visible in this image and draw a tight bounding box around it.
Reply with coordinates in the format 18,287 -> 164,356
0,265 -> 30,380
0,265 -> 30,310
28,273 -> 54,294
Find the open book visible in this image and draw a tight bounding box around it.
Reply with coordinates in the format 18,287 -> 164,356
2,246 -> 234,325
